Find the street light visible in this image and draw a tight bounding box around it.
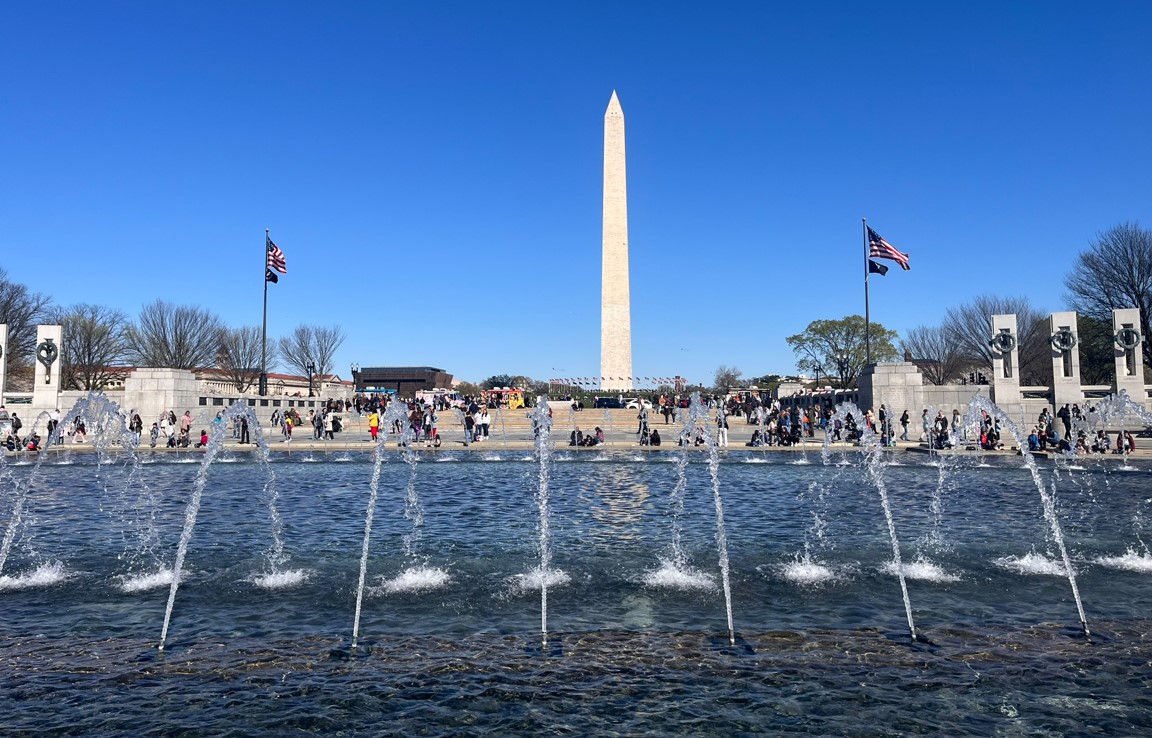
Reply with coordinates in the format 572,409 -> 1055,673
813,362 -> 822,391
306,362 -> 315,397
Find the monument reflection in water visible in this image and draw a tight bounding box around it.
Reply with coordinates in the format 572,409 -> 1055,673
1,392 -> 1151,736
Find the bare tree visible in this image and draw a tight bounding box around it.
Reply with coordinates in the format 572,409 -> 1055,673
277,324 -> 346,385
1065,222 -> 1152,368
128,300 -> 225,369
712,365 -> 743,392
217,326 -> 274,393
900,325 -> 969,386
0,268 -> 52,387
46,304 -> 132,390
941,295 -> 1052,386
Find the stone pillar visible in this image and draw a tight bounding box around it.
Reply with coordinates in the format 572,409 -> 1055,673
1049,311 -> 1082,407
32,324 -> 63,411
989,314 -> 1021,416
1112,307 -> 1144,400
122,368 -> 201,427
600,90 -> 633,392
0,324 -> 7,402
858,362 -> 925,432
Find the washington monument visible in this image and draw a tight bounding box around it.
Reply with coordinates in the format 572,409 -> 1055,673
601,90 -> 633,392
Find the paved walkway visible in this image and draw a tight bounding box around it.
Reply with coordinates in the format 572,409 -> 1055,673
13,407 -> 1149,458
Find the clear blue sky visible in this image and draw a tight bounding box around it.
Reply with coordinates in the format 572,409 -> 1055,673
3,2 -> 1150,386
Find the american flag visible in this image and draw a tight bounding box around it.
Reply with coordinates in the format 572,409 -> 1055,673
267,235 -> 288,274
867,227 -> 909,271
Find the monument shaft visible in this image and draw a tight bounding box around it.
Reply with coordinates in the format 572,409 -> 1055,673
601,91 -> 633,392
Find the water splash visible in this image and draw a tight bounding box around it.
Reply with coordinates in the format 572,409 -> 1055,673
643,558 -> 715,590
351,399 -> 411,648
1095,550 -> 1152,572
682,393 -> 736,645
822,402 -> 917,641
0,560 -> 67,590
118,569 -> 175,593
0,392 -> 147,578
529,397 -> 558,646
965,395 -> 1090,637
380,566 -> 450,594
158,401 -> 285,650
779,558 -> 843,586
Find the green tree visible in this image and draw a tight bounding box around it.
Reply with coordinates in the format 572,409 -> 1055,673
785,315 -> 898,389
482,374 -> 525,390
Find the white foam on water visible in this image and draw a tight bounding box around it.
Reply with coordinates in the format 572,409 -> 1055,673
742,457 -> 768,464
1120,465 -> 1138,472
379,566 -> 450,594
510,567 -> 570,593
642,559 -> 716,591
883,558 -> 960,583
0,561 -> 69,590
1066,465 -> 1087,471
482,454 -> 502,462
253,568 -> 310,589
789,458 -> 812,465
1095,550 -> 1152,573
435,456 -> 459,462
995,552 -> 1069,576
780,560 -> 842,585
118,568 -> 175,593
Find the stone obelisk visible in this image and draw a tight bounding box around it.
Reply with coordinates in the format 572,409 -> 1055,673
601,90 -> 633,392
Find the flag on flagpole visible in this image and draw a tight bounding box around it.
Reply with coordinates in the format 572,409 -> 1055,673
867,227 -> 909,270
867,259 -> 889,276
267,235 -> 288,274
265,269 -> 279,283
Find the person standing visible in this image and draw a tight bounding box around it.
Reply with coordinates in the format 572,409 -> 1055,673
716,410 -> 729,447
368,410 -> 379,442
478,408 -> 489,440
899,410 -> 910,441
464,412 -> 475,446
239,415 -> 250,445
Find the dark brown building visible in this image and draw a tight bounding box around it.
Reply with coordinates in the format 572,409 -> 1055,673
351,366 -> 453,397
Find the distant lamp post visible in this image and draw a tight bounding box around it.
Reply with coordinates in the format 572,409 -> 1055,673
350,363 -> 360,393
306,362 -> 316,397
813,363 -> 822,391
